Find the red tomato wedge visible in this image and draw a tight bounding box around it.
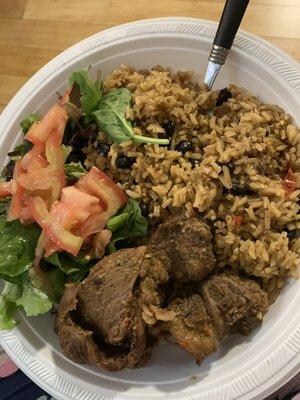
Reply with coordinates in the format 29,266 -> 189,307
20,144 -> 47,172
76,166 -> 127,214
75,213 -> 107,239
0,182 -> 11,198
76,166 -> 127,238
44,238 -> 59,257
28,196 -> 83,257
45,129 -> 65,170
61,186 -> 101,215
51,200 -> 89,230
283,167 -> 296,196
16,167 -> 57,191
25,104 -> 67,145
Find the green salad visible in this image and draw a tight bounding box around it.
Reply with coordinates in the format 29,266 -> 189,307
0,69 -> 151,329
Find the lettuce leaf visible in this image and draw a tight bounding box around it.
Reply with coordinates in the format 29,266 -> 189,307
0,274 -> 53,329
20,114 -> 40,134
65,161 -> 86,180
107,198 -> 147,253
0,218 -> 40,278
16,277 -> 52,317
0,282 -> 22,330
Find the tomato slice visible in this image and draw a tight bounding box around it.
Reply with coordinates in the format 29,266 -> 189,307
17,131 -> 66,202
51,200 -> 89,230
25,104 -> 67,145
0,182 -> 11,198
75,213 -> 107,239
44,238 -> 59,257
61,186 -> 101,215
16,167 -> 59,191
76,166 -> 127,238
45,129 -> 65,170
76,166 -> 127,214
20,144 -> 47,172
28,196 -> 83,257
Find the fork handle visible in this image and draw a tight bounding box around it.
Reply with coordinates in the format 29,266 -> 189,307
214,0 -> 250,50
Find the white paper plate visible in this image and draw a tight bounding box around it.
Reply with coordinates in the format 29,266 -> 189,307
0,17 -> 299,400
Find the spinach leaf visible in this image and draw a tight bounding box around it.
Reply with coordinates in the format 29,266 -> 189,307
0,282 -> 22,329
44,267 -> 65,301
69,82 -> 82,108
69,70 -> 102,117
20,114 -> 40,134
45,251 -> 94,283
107,198 -> 147,253
0,199 -> 10,216
45,252 -> 91,276
93,88 -> 169,145
65,161 -> 86,180
7,140 -> 33,160
0,219 -> 40,278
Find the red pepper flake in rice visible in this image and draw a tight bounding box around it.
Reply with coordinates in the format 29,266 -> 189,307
233,215 -> 243,226
283,167 -> 296,196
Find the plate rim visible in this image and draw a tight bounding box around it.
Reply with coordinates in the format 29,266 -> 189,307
0,16 -> 300,400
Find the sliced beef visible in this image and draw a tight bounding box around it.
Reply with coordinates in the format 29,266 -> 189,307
167,293 -> 219,364
56,247 -> 150,371
201,273 -> 269,336
165,273 -> 269,361
139,216 -> 216,324
56,214 -> 269,372
149,215 -> 215,282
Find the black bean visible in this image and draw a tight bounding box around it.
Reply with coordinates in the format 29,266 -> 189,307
231,184 -> 252,196
175,140 -> 192,155
115,154 -> 135,169
163,120 -> 175,137
286,229 -> 300,240
66,151 -> 82,163
140,202 -> 149,217
96,142 -> 110,156
72,135 -> 89,153
189,158 -> 199,169
216,87 -> 232,107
